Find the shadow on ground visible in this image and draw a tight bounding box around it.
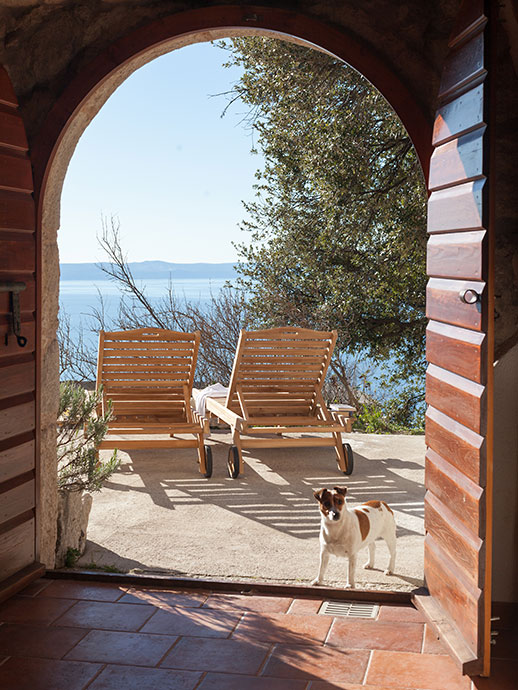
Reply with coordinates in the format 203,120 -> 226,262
78,432 -> 425,590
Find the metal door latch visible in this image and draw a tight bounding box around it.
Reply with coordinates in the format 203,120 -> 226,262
459,288 -> 481,304
0,281 -> 27,347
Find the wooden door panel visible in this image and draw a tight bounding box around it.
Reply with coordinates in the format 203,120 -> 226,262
426,321 -> 486,383
439,30 -> 485,100
426,406 -> 484,485
0,232 -> 36,272
426,278 -> 485,330
0,441 -> 35,484
0,360 -> 36,401
0,401 -> 35,442
433,84 -> 484,146
425,449 -> 484,535
426,363 -> 485,433
0,65 -> 41,596
427,230 -> 485,280
415,0 -> 492,676
429,128 -> 485,190
425,490 -> 483,585
0,107 -> 29,151
428,179 -> 484,233
0,190 -> 36,231
0,478 -> 35,524
0,150 -> 33,192
0,519 -> 35,581
424,535 -> 482,653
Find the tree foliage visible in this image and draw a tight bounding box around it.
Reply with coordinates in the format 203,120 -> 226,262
217,37 -> 427,422
59,217 -> 251,389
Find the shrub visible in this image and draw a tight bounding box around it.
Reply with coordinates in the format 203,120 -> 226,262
57,381 -> 120,492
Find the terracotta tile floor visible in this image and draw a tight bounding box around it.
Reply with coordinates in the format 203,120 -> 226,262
0,578 -> 514,690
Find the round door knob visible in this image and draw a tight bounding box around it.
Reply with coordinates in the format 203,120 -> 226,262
459,289 -> 480,304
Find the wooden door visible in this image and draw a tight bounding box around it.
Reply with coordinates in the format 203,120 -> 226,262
0,66 -> 43,599
414,0 -> 493,677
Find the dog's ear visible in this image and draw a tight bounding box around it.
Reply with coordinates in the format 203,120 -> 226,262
313,488 -> 327,503
333,486 -> 347,496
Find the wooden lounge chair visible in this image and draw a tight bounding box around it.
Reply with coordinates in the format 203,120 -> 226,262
96,328 -> 212,477
205,327 -> 355,478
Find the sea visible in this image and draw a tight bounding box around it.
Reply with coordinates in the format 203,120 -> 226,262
60,277 -> 228,335
59,277 -> 403,403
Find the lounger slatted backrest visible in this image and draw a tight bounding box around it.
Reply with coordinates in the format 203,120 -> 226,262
97,328 -> 200,423
225,327 -> 337,420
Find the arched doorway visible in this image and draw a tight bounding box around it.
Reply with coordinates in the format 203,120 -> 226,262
6,1 -> 491,677
33,3 -> 432,572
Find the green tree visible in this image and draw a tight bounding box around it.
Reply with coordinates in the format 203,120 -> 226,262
218,37 -> 427,426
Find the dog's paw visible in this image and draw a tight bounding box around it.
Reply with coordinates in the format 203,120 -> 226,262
363,562 -> 374,570
344,582 -> 355,589
384,569 -> 393,576
310,578 -> 321,586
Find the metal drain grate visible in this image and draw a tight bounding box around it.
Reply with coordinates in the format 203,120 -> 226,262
318,601 -> 379,618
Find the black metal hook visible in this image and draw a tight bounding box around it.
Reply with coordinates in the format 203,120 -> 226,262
0,281 -> 27,347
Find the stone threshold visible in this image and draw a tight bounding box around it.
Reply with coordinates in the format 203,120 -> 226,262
44,569 -> 413,604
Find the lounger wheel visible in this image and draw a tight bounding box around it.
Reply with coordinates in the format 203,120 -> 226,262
227,445 -> 240,479
342,443 -> 354,475
202,445 -> 213,478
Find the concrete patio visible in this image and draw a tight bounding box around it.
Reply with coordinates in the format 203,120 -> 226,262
78,432 -> 425,592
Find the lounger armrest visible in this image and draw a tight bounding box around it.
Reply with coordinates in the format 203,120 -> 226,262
190,408 -> 210,433
205,397 -> 244,431
329,407 -> 356,432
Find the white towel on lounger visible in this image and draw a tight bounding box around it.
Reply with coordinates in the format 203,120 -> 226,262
193,383 -> 228,416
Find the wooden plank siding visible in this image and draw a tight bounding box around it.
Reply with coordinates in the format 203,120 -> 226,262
0,66 -> 38,591
414,0 -> 493,677
425,448 -> 484,536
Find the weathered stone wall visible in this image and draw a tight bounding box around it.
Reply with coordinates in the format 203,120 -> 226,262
38,151 -> 61,567
55,490 -> 93,568
0,0 -> 461,143
2,0 -> 517,580
8,0 -> 457,568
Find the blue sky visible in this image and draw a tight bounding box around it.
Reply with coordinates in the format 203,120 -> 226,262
58,41 -> 262,264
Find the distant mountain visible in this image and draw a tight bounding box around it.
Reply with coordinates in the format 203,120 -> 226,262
60,261 -> 237,281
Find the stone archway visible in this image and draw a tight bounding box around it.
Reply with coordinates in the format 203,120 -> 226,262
33,5 -> 432,566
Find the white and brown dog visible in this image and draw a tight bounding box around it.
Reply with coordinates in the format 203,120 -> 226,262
311,486 -> 396,588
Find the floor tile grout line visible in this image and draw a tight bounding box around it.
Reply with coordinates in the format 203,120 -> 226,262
80,662 -> 107,689
135,604 -> 160,632
361,649 -> 374,685
59,626 -> 91,659
30,579 -> 54,597
68,658 -> 192,669
420,622 -> 426,654
227,610 -> 247,638
44,597 -> 78,627
155,633 -> 182,668
38,583 -> 128,600
285,598 -> 296,614
322,616 -> 335,646
192,670 -> 207,690
256,642 -> 276,677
